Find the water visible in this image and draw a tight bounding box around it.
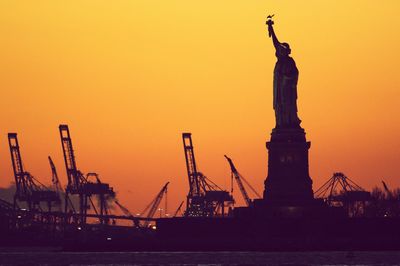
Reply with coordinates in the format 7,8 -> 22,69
0,251 -> 399,265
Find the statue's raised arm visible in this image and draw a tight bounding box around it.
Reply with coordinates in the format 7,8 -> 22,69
266,16 -> 281,50
266,16 -> 292,60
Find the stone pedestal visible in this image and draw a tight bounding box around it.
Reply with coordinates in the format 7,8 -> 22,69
263,127 -> 314,206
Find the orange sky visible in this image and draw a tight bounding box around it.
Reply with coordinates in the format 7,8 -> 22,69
0,1 -> 399,214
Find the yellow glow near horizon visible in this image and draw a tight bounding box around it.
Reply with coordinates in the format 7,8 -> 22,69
0,1 -> 399,211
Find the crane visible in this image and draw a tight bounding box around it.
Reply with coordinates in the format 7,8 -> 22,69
314,172 -> 371,217
173,201 -> 184,217
141,182 -> 169,227
59,125 -> 115,224
8,133 -> 59,212
182,133 -> 233,217
224,155 -> 261,206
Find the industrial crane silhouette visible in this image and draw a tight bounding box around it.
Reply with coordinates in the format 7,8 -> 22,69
224,155 -> 261,206
182,133 -> 233,217
314,172 -> 371,217
141,182 -> 169,227
314,172 -> 370,203
8,133 -> 59,212
59,125 -> 115,224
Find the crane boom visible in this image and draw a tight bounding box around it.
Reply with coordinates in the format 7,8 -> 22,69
173,201 -> 184,217
382,180 -> 392,199
224,155 -> 251,206
382,181 -> 390,193
48,156 -> 63,194
115,200 -> 133,217
239,174 -> 261,199
142,182 -> 169,226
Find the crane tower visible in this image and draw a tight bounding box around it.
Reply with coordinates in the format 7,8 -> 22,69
8,133 -> 59,212
182,133 -> 233,217
59,125 -> 115,224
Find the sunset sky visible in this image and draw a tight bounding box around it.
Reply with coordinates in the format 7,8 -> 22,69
0,1 -> 399,214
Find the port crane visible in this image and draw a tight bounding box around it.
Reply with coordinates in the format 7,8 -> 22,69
8,133 -> 59,212
59,125 -> 115,224
141,182 -> 169,227
314,172 -> 371,216
182,133 -> 233,217
224,155 -> 261,206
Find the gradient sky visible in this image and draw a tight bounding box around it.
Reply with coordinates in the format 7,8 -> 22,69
0,1 -> 399,214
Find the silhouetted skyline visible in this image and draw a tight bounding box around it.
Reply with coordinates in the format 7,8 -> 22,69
0,1 -> 399,214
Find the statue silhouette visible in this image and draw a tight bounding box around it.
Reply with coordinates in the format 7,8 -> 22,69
267,18 -> 301,128
263,17 -> 313,206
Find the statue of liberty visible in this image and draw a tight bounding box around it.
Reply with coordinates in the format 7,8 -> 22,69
263,16 -> 314,206
266,16 -> 301,128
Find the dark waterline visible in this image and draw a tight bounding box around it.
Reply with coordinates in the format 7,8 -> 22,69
0,251 -> 400,265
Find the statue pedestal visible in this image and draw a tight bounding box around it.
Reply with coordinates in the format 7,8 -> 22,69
263,127 -> 314,206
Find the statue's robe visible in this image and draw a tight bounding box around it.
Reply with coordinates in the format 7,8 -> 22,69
273,54 -> 300,128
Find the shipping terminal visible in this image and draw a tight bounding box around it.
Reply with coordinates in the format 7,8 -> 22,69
0,17 -> 399,251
